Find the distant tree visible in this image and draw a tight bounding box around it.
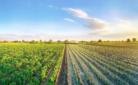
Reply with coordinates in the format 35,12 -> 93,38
57,40 -> 61,43
98,39 -> 102,42
39,40 -> 42,43
64,40 -> 69,44
48,39 -> 53,43
126,38 -> 131,42
132,38 -> 136,42
22,40 -> 25,43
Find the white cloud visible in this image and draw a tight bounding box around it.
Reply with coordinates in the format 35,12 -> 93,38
89,19 -> 138,39
86,18 -> 108,29
65,8 -> 138,39
64,18 -> 75,23
65,8 -> 108,29
65,8 -> 89,19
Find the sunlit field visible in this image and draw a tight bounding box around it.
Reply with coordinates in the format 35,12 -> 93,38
0,0 -> 138,85
0,42 -> 138,85
65,43 -> 138,85
0,43 -> 64,85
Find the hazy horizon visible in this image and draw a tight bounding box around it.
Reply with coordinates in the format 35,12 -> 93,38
0,0 -> 138,40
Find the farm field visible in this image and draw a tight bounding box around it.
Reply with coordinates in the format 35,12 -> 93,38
0,42 -> 138,85
0,0 -> 138,85
0,43 -> 64,85
64,43 -> 138,85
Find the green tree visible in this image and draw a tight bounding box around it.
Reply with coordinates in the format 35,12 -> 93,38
64,40 -> 69,44
48,39 -> 53,43
98,39 -> 102,42
126,38 -> 131,42
57,40 -> 61,43
132,38 -> 136,42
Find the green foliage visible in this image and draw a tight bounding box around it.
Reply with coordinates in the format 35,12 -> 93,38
0,43 -> 64,85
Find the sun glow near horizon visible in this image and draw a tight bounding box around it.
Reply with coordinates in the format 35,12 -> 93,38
0,0 -> 138,40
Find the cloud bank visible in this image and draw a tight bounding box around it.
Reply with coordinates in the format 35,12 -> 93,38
65,8 -> 108,29
64,8 -> 138,39
0,7 -> 138,41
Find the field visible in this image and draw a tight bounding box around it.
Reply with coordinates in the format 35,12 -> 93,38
0,42 -> 138,85
65,43 -> 138,85
0,43 -> 64,85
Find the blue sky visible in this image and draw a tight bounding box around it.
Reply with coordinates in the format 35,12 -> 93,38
0,0 -> 138,40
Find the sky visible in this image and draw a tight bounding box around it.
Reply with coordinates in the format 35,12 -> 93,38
0,0 -> 138,41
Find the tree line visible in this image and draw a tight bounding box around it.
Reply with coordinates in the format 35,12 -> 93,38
0,38 -> 137,44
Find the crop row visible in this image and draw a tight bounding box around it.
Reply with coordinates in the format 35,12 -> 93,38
66,44 -> 138,85
0,43 -> 64,85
